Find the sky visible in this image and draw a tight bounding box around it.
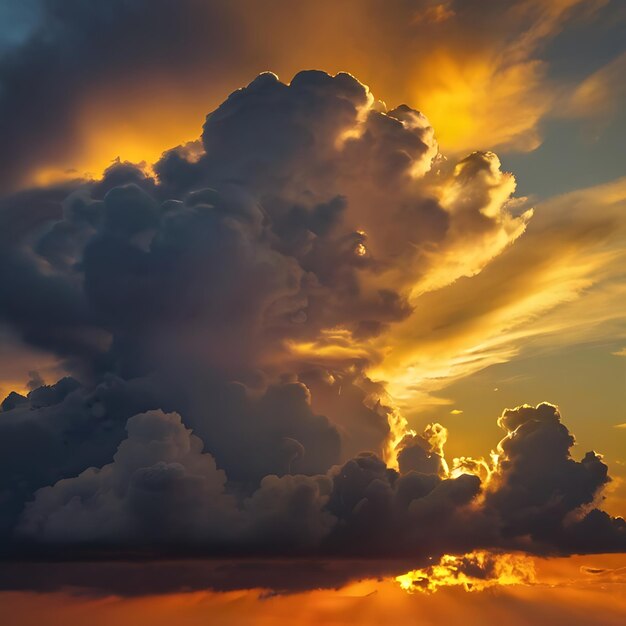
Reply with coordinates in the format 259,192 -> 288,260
0,0 -> 625,623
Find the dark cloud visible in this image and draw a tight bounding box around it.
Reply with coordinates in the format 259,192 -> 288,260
396,424 -> 449,477
0,375 -> 167,537
0,69 -> 622,587
485,403 -> 619,553
0,558 -> 424,596
299,367 -> 391,460
0,69 -> 526,380
7,401 -> 624,565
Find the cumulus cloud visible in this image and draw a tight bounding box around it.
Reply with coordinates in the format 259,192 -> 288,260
0,0 -> 615,192
0,70 -> 528,382
0,71 -> 623,579
9,401 -> 626,564
485,403 -> 618,552
17,410 -> 236,544
396,423 -> 449,477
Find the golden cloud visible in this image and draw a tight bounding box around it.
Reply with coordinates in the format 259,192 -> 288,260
11,0 -> 614,189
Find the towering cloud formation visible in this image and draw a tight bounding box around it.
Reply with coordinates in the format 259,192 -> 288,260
1,0 -> 615,192
0,71 -> 623,568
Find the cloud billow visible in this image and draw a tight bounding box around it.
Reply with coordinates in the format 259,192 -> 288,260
0,71 -> 623,570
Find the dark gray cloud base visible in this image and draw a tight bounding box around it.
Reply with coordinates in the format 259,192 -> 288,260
0,70 -> 623,583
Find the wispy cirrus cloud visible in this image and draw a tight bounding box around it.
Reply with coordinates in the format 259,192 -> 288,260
372,177 -> 626,414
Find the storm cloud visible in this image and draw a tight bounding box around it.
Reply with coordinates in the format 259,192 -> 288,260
0,70 -> 623,579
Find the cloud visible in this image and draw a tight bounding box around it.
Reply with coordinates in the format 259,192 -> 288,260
396,424 -> 449,477
563,51 -> 626,120
486,403 -> 614,550
396,551 -> 536,594
2,561 -> 626,626
0,72 -> 533,502
0,0 -> 616,192
9,401 -> 626,563
580,564 -> 626,583
0,558 -> 419,596
17,410 -> 236,545
0,374 -> 167,537
372,176 -> 626,415
0,71 -> 623,578
0,70 -> 528,387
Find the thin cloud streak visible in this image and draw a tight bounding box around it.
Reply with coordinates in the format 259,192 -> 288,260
373,177 -> 626,415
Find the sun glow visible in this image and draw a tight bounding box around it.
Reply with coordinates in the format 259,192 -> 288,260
395,551 -> 536,594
